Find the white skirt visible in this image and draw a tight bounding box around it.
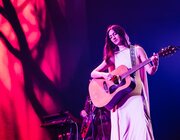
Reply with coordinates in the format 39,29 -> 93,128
110,95 -> 153,140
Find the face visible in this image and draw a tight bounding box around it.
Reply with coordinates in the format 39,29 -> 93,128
108,29 -> 122,46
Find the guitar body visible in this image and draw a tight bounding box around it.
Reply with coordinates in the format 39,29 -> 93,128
80,104 -> 96,139
89,65 -> 136,110
80,116 -> 92,138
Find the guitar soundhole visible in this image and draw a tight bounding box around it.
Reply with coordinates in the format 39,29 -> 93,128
109,79 -> 125,94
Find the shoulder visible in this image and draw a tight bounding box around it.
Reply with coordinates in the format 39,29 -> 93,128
133,44 -> 144,51
133,44 -> 146,56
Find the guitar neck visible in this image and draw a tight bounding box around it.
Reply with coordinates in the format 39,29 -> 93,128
121,58 -> 151,79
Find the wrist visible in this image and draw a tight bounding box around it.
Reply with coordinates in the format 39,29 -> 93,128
153,65 -> 158,72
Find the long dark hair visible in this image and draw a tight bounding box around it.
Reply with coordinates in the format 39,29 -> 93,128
103,24 -> 130,63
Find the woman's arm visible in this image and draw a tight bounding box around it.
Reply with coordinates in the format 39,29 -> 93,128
91,60 -> 110,79
136,46 -> 159,75
91,57 -> 114,79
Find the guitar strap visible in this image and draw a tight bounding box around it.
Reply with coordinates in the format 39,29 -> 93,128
130,46 -> 154,139
130,45 -> 136,76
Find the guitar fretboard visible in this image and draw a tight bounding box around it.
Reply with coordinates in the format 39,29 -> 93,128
121,58 -> 151,79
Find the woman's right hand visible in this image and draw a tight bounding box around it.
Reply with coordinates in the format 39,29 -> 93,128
102,73 -> 114,80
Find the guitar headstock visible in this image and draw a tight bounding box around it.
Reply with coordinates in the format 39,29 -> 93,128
158,45 -> 179,57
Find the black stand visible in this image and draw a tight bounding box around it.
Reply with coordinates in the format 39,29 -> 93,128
41,111 -> 80,140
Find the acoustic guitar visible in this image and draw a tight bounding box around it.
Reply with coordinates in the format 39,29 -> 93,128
80,105 -> 96,139
89,45 -> 178,110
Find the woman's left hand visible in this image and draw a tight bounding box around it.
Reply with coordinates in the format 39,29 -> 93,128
151,53 -> 159,67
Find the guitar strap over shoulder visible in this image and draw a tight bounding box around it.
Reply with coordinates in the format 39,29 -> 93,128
130,45 -> 136,76
130,45 -> 136,66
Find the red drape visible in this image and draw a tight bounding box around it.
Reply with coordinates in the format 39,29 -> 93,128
0,0 -> 62,140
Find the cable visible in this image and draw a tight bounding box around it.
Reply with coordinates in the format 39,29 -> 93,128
74,121 -> 79,140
